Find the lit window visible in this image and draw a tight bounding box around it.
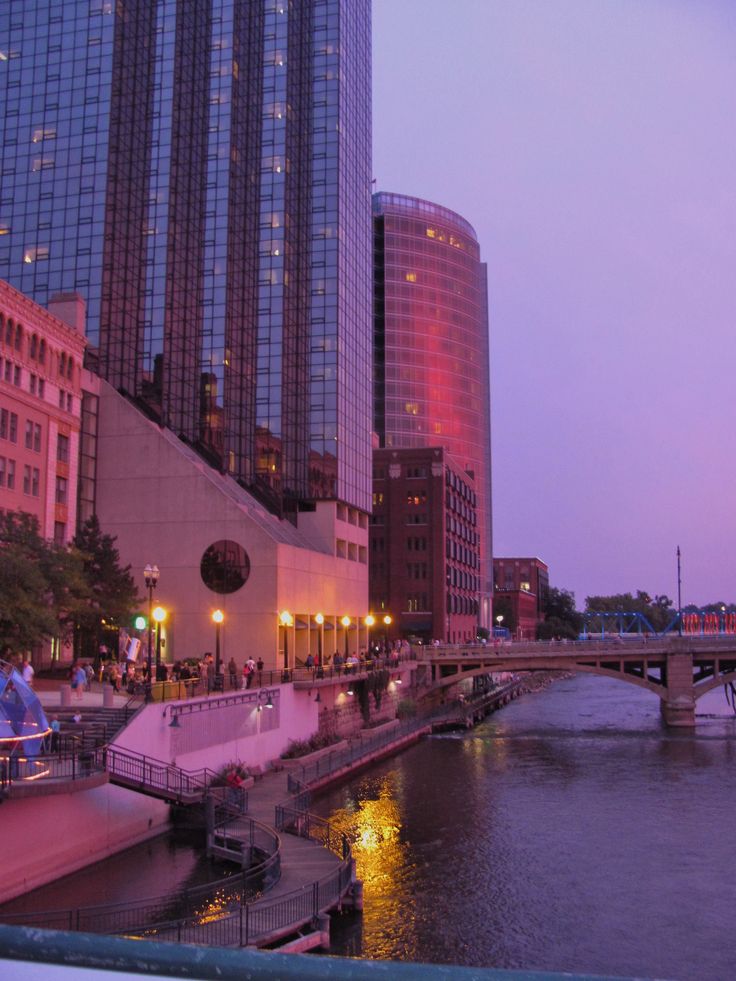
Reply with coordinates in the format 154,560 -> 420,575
23,246 -> 49,263
426,228 -> 436,238
405,272 -> 416,282
32,128 -> 57,143
404,403 -> 419,415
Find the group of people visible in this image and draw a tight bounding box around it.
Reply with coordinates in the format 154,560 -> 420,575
227,656 -> 264,690
69,661 -> 93,699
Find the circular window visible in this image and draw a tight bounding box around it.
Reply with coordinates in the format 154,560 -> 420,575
200,540 -> 251,594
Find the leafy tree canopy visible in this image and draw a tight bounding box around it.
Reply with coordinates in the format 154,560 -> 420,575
537,587 -> 582,640
584,591 -> 674,632
0,510 -> 139,660
72,515 -> 139,631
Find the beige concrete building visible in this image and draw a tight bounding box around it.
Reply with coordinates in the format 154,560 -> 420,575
95,382 -> 370,670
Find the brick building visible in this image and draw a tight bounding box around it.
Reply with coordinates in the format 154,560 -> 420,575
0,280 -> 86,544
371,446 -> 481,644
493,557 -> 549,640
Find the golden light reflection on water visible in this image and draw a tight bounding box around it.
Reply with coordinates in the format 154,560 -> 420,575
325,774 -> 419,959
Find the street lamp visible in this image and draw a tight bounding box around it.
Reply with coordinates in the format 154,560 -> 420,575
143,563 -> 160,701
212,609 -> 224,677
365,614 -> 375,654
315,613 -> 324,669
279,610 -> 293,673
153,606 -> 166,674
382,613 -> 392,651
341,615 -> 351,660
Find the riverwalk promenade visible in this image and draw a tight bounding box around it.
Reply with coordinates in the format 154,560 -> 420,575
6,673 -> 523,949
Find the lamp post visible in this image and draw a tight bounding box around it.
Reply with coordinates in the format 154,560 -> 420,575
153,606 -> 166,675
364,614 -> 375,656
383,613 -> 392,651
341,616 -> 351,660
676,546 -> 683,636
315,613 -> 324,670
212,609 -> 224,677
279,610 -> 293,674
143,564 -> 160,701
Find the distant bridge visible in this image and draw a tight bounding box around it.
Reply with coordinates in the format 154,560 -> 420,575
582,610 -> 736,638
415,636 -> 736,727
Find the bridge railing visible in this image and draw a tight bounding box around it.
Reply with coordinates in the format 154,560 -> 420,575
105,746 -> 216,802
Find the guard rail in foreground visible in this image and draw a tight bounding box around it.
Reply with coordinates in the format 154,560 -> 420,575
0,811 -> 279,935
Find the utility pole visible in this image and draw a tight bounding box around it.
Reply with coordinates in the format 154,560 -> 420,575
677,546 -> 682,636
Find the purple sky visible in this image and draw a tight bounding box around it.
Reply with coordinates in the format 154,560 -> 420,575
372,0 -> 736,608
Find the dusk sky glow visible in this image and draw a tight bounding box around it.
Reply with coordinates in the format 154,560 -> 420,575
373,0 -> 736,607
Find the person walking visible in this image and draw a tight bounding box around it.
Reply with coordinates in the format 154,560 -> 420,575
228,657 -> 238,689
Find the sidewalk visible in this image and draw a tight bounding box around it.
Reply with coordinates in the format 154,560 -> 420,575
243,768 -> 342,901
33,679 -> 130,709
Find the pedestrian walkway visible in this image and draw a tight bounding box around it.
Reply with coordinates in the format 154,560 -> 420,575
34,679 -> 130,709
244,767 -> 342,902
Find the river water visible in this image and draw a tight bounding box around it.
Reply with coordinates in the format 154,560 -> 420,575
3,676 -> 734,979
311,675 -> 736,980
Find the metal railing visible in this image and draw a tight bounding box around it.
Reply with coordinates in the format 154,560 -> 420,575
105,746 -> 216,803
0,748 -> 106,791
137,856 -> 354,947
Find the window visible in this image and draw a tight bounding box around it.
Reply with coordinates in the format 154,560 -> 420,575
0,456 -> 4,486
6,459 -> 14,489
32,467 -> 40,496
25,420 -> 33,448
0,410 -> 18,442
54,522 -> 66,545
55,476 -> 68,504
23,464 -> 31,494
29,373 -> 37,395
57,433 -> 69,463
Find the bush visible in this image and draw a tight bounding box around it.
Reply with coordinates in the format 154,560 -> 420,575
211,760 -> 250,786
280,732 -> 341,760
396,698 -> 417,720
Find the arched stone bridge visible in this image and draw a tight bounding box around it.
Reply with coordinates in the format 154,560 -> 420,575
414,636 -> 736,727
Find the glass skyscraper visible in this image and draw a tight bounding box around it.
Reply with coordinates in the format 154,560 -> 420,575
0,0 -> 372,518
372,192 -> 493,624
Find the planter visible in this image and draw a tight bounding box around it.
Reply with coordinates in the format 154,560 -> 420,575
357,718 -> 400,740
280,739 -> 349,770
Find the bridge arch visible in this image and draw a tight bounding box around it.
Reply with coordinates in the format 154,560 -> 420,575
693,669 -> 736,701
432,662 -> 667,702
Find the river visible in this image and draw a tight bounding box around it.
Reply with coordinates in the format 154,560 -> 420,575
3,675 -> 734,979
311,675 -> 736,980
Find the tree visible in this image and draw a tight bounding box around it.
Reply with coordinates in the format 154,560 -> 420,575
537,587 -> 582,640
0,547 -> 58,657
0,511 -> 89,657
584,591 -> 674,633
72,515 -> 139,660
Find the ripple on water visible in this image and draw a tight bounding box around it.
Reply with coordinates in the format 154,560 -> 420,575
316,674 -> 736,980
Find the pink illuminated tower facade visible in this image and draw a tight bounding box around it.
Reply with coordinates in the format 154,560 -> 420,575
372,193 -> 493,630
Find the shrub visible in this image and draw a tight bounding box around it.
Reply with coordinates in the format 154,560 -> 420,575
280,731 -> 341,760
396,698 -> 417,720
211,760 -> 250,786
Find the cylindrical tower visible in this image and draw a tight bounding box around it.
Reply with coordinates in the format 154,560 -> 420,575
372,192 -> 493,626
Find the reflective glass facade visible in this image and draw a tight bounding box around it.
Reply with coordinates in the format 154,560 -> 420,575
373,192 -> 493,620
0,0 -> 372,517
